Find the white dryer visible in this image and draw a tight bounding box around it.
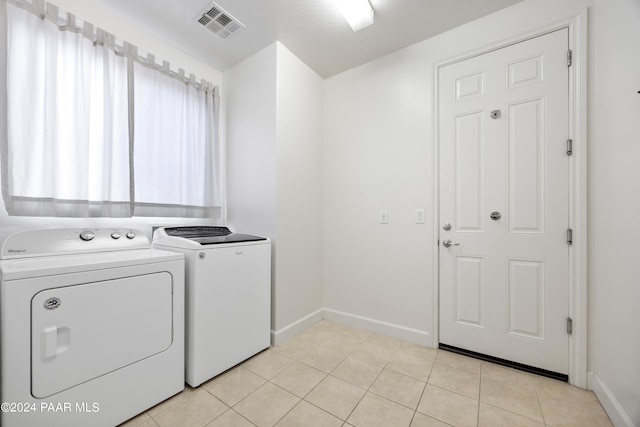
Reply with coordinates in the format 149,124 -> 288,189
0,228 -> 185,427
153,226 -> 271,387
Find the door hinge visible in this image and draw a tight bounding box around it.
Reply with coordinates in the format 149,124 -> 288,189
567,317 -> 573,335
567,49 -> 573,67
567,228 -> 573,245
567,139 -> 573,156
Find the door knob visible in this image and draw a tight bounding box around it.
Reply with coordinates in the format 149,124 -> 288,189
442,239 -> 459,248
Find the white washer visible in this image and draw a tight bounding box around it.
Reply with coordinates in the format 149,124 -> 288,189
0,228 -> 185,427
153,226 -> 270,387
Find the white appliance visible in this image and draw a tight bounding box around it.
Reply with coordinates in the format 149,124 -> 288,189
153,226 -> 271,387
0,228 -> 185,427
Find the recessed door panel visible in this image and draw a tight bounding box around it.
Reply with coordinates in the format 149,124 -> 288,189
508,98 -> 545,233
508,54 -> 544,89
455,111 -> 485,232
31,272 -> 173,398
508,259 -> 545,339
454,256 -> 485,328
456,72 -> 485,101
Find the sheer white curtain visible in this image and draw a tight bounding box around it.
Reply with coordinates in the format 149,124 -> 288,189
2,0 -> 222,218
132,59 -> 221,218
4,1 -> 131,217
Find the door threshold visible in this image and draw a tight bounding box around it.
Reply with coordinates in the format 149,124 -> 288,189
438,343 -> 568,382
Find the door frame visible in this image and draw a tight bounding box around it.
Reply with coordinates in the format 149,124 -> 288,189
432,11 -> 588,388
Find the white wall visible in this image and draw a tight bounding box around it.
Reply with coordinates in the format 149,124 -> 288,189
223,43 -> 278,329
589,0 -> 640,425
0,0 -> 223,242
224,44 -> 278,238
274,44 -> 325,339
323,50 -> 433,343
224,43 -> 324,343
323,0 -> 593,345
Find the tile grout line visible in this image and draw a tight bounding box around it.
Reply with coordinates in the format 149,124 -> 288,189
342,343 -> 433,426
406,370 -> 429,427
308,329 -> 368,424
477,361 -> 483,427
295,328 -> 392,424
532,376 -> 549,426
411,349 -> 439,425
198,384 -> 259,427
267,327 -> 366,425
340,358 -> 387,425
480,364 -> 552,425
266,366 -> 333,425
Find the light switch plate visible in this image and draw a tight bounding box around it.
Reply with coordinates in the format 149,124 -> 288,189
380,210 -> 389,224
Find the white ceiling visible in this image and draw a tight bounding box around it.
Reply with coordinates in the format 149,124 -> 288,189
91,0 -> 525,78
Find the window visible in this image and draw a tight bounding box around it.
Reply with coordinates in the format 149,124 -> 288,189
1,0 -> 222,218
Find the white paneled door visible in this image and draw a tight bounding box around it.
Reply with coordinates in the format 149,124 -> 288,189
438,29 -> 570,375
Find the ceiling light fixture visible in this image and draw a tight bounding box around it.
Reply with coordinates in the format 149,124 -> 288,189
338,0 -> 374,32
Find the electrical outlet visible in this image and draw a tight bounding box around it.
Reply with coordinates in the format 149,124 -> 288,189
415,209 -> 425,224
380,210 -> 389,224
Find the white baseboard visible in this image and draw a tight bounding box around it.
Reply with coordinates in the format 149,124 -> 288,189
323,308 -> 432,347
589,371 -> 637,427
270,308 -> 324,345
270,307 -> 433,348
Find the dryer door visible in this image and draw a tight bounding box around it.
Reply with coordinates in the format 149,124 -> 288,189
31,272 -> 173,398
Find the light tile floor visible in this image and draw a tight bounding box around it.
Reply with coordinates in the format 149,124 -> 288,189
120,320 -> 612,427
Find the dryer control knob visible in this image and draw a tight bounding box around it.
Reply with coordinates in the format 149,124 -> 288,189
111,232 -> 122,239
126,231 -> 136,239
79,230 -> 96,241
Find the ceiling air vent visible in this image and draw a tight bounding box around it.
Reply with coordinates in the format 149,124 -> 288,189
195,2 -> 245,40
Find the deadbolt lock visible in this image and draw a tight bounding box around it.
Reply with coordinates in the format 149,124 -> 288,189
490,109 -> 502,119
442,223 -> 452,231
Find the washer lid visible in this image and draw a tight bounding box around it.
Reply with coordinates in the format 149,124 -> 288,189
157,226 -> 267,245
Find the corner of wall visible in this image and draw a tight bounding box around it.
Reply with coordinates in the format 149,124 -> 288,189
272,42 -> 324,334
589,372 -> 637,427
270,309 -> 324,346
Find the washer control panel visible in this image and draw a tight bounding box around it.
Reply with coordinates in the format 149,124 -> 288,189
1,228 -> 149,259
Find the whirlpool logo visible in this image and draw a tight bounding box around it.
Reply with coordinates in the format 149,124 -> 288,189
43,298 -> 62,310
